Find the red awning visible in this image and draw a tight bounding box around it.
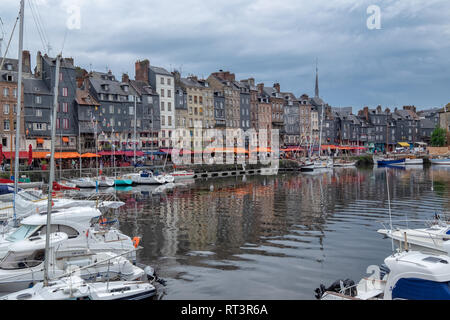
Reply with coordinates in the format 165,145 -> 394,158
124,151 -> 144,157
2,151 -> 29,159
98,151 -> 125,156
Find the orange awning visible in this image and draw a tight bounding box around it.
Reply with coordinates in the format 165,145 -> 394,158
81,153 -> 100,158
33,151 -> 50,159
52,152 -> 81,159
62,137 -> 69,143
36,138 -> 44,144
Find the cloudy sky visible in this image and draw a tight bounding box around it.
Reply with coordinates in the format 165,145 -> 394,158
1,0 -> 449,111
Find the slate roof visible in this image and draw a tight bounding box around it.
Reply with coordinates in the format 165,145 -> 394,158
23,78 -> 52,95
89,76 -> 127,96
42,55 -> 75,69
419,118 -> 435,129
149,66 -> 172,76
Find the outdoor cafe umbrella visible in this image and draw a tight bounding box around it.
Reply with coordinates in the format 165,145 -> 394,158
28,144 -> 33,166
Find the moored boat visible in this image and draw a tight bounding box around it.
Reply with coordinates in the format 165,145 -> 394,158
430,158 -> 450,165
171,170 -> 196,180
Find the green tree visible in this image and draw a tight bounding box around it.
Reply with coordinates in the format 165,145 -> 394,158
431,127 -> 447,147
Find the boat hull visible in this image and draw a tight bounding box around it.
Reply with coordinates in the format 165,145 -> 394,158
377,158 -> 405,166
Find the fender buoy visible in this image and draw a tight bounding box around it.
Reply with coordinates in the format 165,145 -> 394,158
132,236 -> 140,248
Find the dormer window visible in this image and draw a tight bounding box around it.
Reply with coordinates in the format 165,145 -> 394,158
5,64 -> 12,71
102,84 -> 109,91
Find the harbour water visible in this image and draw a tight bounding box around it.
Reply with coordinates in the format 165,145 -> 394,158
111,166 -> 450,299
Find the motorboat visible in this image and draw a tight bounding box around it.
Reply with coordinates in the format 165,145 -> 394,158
0,206 -> 136,261
114,177 -> 133,186
0,192 -> 124,226
96,176 -> 115,187
333,160 -> 356,167
163,174 -> 175,183
431,158 -> 450,165
124,171 -> 165,185
377,216 -> 450,255
390,157 -> 424,166
171,170 -> 195,181
0,275 -> 157,300
316,248 -> 450,300
71,177 -> 96,188
0,232 -> 145,294
0,185 -> 18,202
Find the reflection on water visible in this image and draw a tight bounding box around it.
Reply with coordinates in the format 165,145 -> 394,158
112,166 -> 450,299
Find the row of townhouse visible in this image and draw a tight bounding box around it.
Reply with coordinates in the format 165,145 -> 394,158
1,50 -> 447,158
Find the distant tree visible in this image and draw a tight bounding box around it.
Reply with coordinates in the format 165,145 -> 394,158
431,127 -> 447,147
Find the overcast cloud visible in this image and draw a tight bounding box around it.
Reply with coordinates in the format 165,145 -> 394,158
1,0 -> 449,111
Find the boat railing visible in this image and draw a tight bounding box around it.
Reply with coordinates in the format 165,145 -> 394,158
378,219 -> 450,244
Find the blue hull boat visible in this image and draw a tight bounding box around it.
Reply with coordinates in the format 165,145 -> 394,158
377,158 -> 405,166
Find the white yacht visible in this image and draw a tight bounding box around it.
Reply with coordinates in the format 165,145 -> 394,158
0,206 -> 136,261
0,232 -> 144,294
124,171 -> 166,185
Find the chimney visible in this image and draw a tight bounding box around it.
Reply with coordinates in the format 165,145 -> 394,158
64,57 -> 74,67
257,83 -> 264,94
35,51 -> 42,79
135,59 -> 149,83
172,70 -> 181,84
273,83 -> 280,93
122,73 -> 130,83
363,106 -> 369,122
22,50 -> 31,74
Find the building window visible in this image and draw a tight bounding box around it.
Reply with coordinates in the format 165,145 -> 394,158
13,88 -> 17,98
3,104 -> 9,114
168,116 -> 172,126
109,105 -> 114,114
63,119 -> 69,129
168,102 -> 171,112
167,90 -> 171,98
167,78 -> 171,86
35,96 -> 42,104
3,120 -> 9,131
59,73 -> 63,81
160,78 -> 164,85
36,109 -> 42,117
62,88 -> 68,97
56,118 -> 60,129
63,103 -> 68,113
160,89 -> 164,97
2,88 -> 8,97
161,101 -> 165,111
129,106 -> 134,115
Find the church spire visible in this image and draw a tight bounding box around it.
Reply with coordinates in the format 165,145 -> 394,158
315,58 -> 319,98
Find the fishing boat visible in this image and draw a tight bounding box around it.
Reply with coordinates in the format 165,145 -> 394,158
0,206 -> 137,261
430,158 -> 450,165
0,275 -> 157,300
171,170 -> 195,181
316,249 -> 450,300
0,233 -> 145,294
377,158 -> 405,166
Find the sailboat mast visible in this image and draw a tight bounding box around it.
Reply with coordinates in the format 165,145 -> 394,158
134,95 -> 137,170
318,104 -> 324,158
43,54 -> 61,287
12,0 -> 24,224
